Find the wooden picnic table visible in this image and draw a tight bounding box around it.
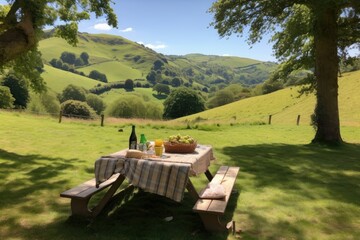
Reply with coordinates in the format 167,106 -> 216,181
60,145 -> 239,232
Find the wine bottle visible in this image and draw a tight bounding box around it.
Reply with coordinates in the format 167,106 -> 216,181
129,125 -> 137,149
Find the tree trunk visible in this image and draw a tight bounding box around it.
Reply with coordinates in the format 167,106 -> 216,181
312,6 -> 342,144
0,10 -> 36,66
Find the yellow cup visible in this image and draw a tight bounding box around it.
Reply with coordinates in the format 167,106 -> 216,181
154,146 -> 163,156
155,139 -> 163,147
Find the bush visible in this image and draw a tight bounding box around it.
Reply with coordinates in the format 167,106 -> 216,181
86,94 -> 106,115
61,100 -> 95,119
27,91 -> 60,115
0,86 -> 15,109
60,84 -> 87,102
163,87 -> 205,119
2,72 -> 29,108
124,79 -> 134,91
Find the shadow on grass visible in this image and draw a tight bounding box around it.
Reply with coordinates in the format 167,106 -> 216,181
221,143 -> 360,239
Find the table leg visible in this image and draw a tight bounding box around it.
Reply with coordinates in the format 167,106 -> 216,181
186,178 -> 199,200
205,169 -> 213,181
91,174 -> 125,217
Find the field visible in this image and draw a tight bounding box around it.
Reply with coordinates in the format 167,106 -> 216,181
0,111 -> 359,240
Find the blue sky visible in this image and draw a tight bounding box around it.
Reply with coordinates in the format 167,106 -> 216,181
78,0 -> 277,62
0,0 -> 276,62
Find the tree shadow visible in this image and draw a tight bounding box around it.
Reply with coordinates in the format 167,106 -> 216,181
221,143 -> 360,239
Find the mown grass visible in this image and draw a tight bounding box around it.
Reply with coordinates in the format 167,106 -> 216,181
0,111 -> 359,240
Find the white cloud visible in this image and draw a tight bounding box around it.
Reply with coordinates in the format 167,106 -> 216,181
120,27 -> 133,32
222,54 -> 231,56
145,43 -> 167,50
136,41 -> 167,50
94,23 -> 112,31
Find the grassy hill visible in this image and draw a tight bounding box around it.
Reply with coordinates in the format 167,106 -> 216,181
39,32 -> 277,90
176,70 -> 360,127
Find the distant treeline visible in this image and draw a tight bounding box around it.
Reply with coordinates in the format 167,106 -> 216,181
89,80 -> 150,95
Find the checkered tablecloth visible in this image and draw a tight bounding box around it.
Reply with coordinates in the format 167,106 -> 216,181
94,145 -> 214,202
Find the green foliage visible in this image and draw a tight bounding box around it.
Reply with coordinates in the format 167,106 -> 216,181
60,84 -> 87,102
89,70 -> 108,83
61,100 -> 95,119
106,95 -> 162,120
60,51 -> 76,65
153,83 -> 170,95
262,80 -> 284,94
0,0 -> 117,92
80,52 -> 89,65
86,93 -> 106,115
163,87 -> 205,119
206,89 -> 235,109
124,79 -> 134,91
2,72 -> 29,108
0,86 -> 14,108
27,91 -> 60,116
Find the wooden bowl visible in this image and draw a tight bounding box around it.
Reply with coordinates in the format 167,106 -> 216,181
163,141 -> 197,153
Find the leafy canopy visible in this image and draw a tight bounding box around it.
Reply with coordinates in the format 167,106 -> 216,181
0,0 -> 117,92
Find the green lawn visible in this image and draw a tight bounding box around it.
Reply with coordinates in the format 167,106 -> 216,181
0,111 -> 359,240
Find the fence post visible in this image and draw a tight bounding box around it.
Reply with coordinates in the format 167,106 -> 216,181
59,110 -> 62,123
101,114 -> 104,127
296,115 -> 301,126
268,115 -> 272,125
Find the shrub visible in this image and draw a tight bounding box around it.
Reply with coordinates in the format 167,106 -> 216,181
60,84 -> 87,102
2,72 -> 29,108
61,100 -> 95,119
163,87 -> 205,119
86,93 -> 106,115
0,86 -> 15,109
27,91 -> 60,115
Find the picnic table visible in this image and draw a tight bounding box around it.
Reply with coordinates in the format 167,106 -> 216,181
60,144 -> 239,232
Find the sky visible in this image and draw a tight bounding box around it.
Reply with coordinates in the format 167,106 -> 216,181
76,0 -> 277,62
0,0 -> 276,62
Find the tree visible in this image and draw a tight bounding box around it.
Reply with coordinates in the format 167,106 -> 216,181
209,0 -> 360,145
2,72 -> 29,108
89,70 -> 108,83
153,83 -> 170,95
0,0 -> 117,92
60,51 -> 76,65
124,79 -> 134,91
60,84 -> 87,103
80,52 -> 89,65
171,77 -> 182,87
163,87 -> 205,119
0,86 -> 14,108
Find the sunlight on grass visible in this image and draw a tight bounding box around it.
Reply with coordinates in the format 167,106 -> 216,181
0,111 -> 359,240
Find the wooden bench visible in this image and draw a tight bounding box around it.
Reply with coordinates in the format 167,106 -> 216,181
60,173 -> 125,218
193,166 -> 240,232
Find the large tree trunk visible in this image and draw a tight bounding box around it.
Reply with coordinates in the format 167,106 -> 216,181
312,6 -> 342,144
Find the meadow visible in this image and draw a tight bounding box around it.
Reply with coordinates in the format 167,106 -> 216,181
0,111 -> 359,240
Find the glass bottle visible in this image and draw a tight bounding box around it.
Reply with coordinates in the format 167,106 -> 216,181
139,134 -> 147,151
129,125 -> 137,149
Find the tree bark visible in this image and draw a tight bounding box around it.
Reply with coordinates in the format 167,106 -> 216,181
0,9 -> 36,66
312,6 -> 342,144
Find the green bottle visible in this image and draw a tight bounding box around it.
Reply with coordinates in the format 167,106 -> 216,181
139,134 -> 147,151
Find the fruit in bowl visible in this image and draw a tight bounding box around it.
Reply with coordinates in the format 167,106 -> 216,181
164,134 -> 197,153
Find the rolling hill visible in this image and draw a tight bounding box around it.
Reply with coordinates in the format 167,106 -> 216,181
39,32 -> 277,93
175,70 -> 360,127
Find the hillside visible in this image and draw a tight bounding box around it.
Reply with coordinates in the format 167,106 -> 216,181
175,70 -> 360,127
39,32 -> 277,93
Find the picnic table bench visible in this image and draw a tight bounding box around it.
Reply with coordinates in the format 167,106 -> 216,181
60,173 -> 125,218
193,166 -> 240,232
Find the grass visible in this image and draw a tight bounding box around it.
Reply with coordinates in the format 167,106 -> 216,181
176,70 -> 360,127
0,111 -> 359,239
